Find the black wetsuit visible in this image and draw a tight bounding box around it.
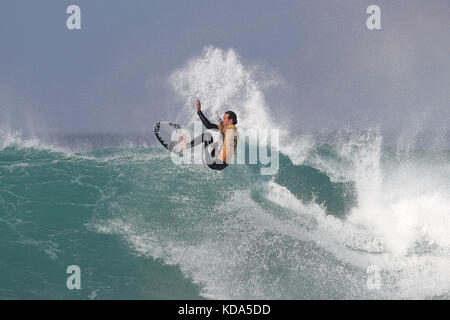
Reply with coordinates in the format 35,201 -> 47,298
187,111 -> 228,171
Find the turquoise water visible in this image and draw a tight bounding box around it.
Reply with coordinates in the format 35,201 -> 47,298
0,146 -> 202,299
1,131 -> 450,299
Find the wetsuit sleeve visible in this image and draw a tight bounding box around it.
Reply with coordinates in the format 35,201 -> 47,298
197,110 -> 219,130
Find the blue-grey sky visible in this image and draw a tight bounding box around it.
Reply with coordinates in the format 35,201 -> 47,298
0,0 -> 449,134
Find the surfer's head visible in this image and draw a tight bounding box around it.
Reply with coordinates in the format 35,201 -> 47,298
224,111 -> 237,126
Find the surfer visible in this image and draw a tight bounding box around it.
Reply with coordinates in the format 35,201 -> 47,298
179,100 -> 238,171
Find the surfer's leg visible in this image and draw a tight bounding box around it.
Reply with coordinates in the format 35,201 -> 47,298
186,132 -> 214,148
183,132 -> 223,168
179,132 -> 216,157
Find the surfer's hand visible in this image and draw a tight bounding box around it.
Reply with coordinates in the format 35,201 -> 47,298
196,100 -> 201,113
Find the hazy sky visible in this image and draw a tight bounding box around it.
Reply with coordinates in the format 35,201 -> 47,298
0,0 -> 449,134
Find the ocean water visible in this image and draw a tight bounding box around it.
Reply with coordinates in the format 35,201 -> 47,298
1,129 -> 450,300
1,47 -> 449,299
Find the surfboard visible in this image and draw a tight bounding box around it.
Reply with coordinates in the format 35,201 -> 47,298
154,122 -> 190,155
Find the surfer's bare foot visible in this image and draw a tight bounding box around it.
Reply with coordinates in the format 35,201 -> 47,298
179,134 -> 187,150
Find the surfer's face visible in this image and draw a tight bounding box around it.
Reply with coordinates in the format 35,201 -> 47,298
222,114 -> 232,126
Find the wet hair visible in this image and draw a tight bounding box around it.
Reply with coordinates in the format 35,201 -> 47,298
225,111 -> 237,125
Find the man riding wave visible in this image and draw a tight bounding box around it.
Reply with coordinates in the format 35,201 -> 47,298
179,100 -> 238,171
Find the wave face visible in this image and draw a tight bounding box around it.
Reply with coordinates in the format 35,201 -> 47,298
1,47 -> 449,299
1,130 -> 450,299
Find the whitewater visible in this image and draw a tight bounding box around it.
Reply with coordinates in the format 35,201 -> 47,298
1,47 -> 449,299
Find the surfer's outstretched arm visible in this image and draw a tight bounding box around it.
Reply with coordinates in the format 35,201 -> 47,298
196,100 -> 219,130
197,110 -> 219,130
